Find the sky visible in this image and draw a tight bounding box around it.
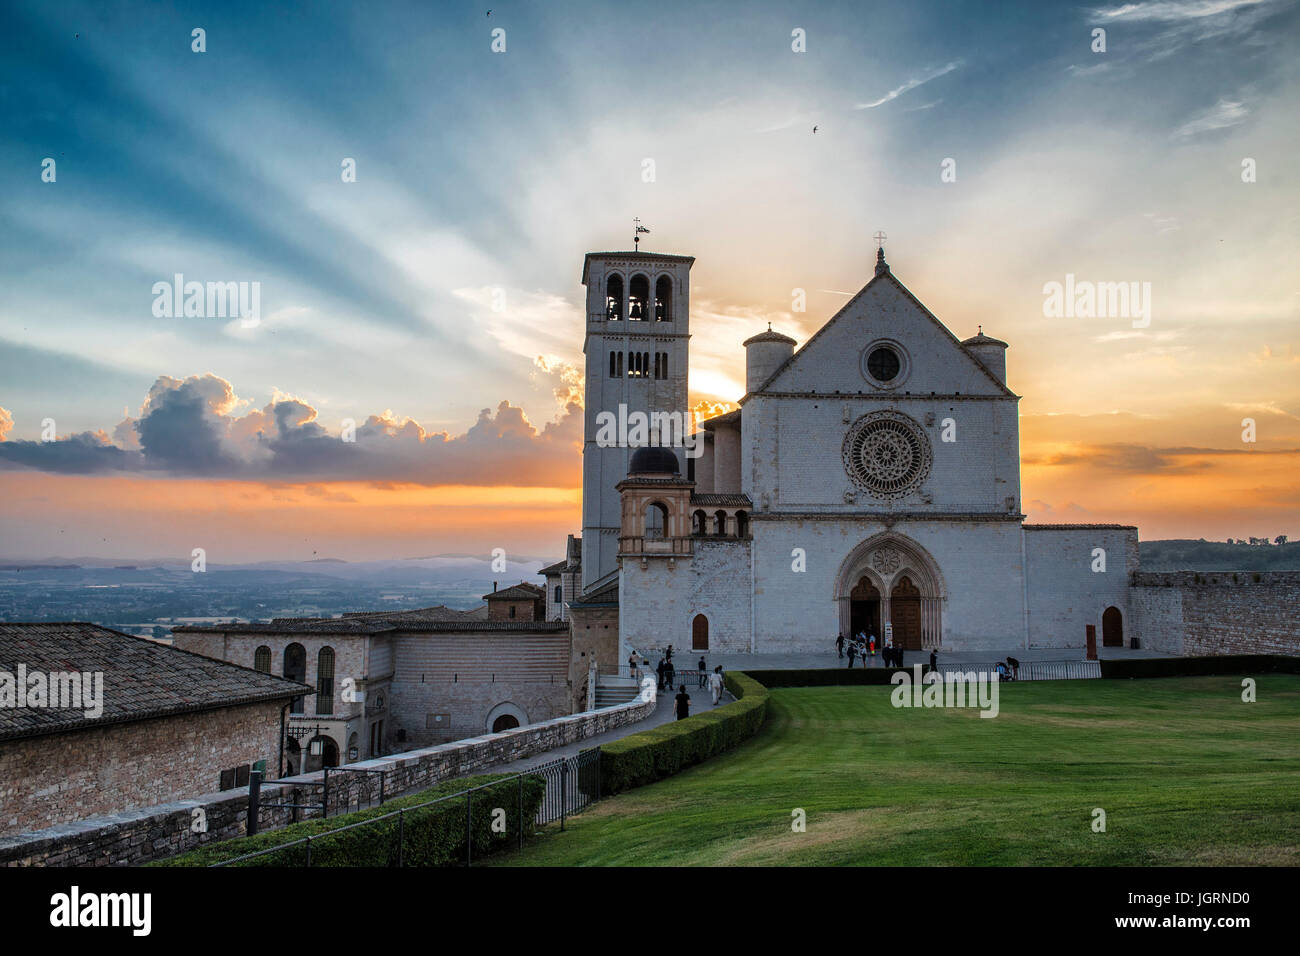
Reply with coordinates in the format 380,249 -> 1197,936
1,0 -> 1298,562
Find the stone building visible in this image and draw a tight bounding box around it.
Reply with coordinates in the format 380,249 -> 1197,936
556,246 -> 1145,661
0,622 -> 307,837
173,603 -> 577,761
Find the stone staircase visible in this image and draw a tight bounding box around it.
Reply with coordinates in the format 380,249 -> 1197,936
594,675 -> 642,708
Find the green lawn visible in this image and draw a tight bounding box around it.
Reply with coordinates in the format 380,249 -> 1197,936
493,675 -> 1300,866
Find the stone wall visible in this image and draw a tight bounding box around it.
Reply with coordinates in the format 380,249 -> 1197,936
1023,525 -> 1138,648
1131,571 -> 1300,657
0,700 -> 284,839
0,693 -> 656,866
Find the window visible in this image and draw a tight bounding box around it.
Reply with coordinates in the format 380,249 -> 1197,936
655,275 -> 672,321
713,510 -> 728,535
284,643 -> 306,714
254,645 -> 271,673
554,584 -> 562,603
645,501 -> 669,539
610,351 -> 620,377
866,346 -> 901,382
509,605 -> 517,618
692,510 -> 707,535
736,510 -> 749,538
316,646 -> 335,715
629,274 -> 649,320
653,351 -> 668,380
605,274 -> 623,320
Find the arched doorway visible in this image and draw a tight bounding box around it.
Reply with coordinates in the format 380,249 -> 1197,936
692,613 -> 709,650
492,714 -> 520,733
891,576 -> 922,650
303,735 -> 339,773
849,577 -> 880,639
1102,606 -> 1123,647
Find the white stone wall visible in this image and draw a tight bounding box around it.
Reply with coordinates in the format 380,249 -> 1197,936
1022,527 -> 1138,648
1130,585 -> 1184,654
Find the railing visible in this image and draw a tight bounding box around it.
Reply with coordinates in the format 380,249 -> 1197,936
619,535 -> 694,555
934,660 -> 1101,681
219,748 -> 600,867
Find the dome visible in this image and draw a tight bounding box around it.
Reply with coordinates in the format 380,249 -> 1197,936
628,445 -> 680,476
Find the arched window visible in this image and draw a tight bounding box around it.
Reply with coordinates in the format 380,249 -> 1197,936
713,510 -> 728,535
629,274 -> 649,320
493,714 -> 520,733
645,501 -> 669,539
605,274 -> 623,320
284,643 -> 306,714
660,352 -> 668,379
609,351 -> 620,378
316,647 -> 335,715
692,509 -> 708,535
735,510 -> 749,538
554,584 -> 562,603
509,604 -> 517,618
254,645 -> 271,673
655,276 -> 672,321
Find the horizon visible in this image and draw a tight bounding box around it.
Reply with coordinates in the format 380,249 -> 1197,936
2,0 -> 1298,561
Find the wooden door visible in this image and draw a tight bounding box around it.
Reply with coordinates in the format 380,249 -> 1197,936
692,614 -> 709,650
891,576 -> 923,650
1102,606 -> 1123,647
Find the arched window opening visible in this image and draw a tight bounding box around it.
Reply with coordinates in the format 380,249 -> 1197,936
692,509 -> 708,535
492,714 -> 520,733
735,510 -> 749,538
316,647 -> 335,715
509,604 -> 517,618
655,276 -> 672,321
629,274 -> 650,320
554,584 -> 562,603
284,643 -> 306,714
713,510 -> 728,535
645,501 -> 669,539
605,274 -> 623,320
610,350 -> 620,378
254,645 -> 271,673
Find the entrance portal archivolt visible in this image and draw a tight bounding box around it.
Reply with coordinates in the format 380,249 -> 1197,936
834,533 -> 945,648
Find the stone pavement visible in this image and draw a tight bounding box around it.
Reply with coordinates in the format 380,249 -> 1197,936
485,675 -> 732,776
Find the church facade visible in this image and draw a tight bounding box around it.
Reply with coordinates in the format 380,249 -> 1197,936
548,247 -> 1138,658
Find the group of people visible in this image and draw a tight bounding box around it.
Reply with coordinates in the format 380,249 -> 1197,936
835,630 -> 906,668
994,656 -> 1021,681
627,644 -> 728,719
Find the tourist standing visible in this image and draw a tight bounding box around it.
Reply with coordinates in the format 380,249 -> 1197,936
675,684 -> 691,720
665,657 -> 676,689
656,657 -> 666,690
836,632 -> 845,658
847,643 -> 857,668
698,656 -> 707,688
929,648 -> 937,672
665,644 -> 674,663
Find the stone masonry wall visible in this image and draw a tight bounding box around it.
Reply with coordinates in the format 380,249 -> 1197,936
0,699 -> 284,839
1131,571 -> 1300,657
0,693 -> 656,867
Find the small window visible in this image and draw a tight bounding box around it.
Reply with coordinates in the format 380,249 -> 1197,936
509,605 -> 517,618
655,275 -> 672,321
254,645 -> 271,673
316,647 -> 335,715
866,346 -> 901,382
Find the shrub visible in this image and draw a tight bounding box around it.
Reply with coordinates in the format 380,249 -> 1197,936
1100,654 -> 1300,680
600,672 -> 769,794
152,772 -> 547,867
743,667 -> 921,687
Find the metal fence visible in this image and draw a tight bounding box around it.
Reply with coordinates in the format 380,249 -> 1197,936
218,747 -> 600,868
935,660 -> 1102,681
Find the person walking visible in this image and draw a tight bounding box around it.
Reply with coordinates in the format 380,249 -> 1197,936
847,643 -> 857,668
665,644 -> 674,663
656,657 -> 666,691
708,667 -> 724,705
1007,655 -> 1020,680
665,657 -> 676,689
929,648 -> 938,672
697,656 -> 707,688
675,684 -> 691,720
836,632 -> 845,658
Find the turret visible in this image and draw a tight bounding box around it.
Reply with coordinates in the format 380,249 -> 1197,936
743,326 -> 796,393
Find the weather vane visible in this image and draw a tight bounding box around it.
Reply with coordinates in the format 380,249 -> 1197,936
634,217 -> 651,250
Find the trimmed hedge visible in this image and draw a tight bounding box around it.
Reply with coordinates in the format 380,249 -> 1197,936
1100,654 -> 1300,680
600,672 -> 769,794
744,667 -> 922,688
152,772 -> 546,867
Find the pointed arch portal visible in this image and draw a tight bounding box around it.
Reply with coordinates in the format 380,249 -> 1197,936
834,532 -> 945,649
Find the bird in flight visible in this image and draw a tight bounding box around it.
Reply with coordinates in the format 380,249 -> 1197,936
812,125 -> 819,134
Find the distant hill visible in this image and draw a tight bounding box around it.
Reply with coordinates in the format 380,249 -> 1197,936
1140,539 -> 1300,571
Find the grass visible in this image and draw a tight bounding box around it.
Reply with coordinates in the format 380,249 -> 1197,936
489,675 -> 1300,866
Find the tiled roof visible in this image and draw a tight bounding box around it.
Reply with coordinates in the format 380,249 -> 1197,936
484,583 -> 544,600
691,493 -> 753,507
537,559 -> 570,575
0,623 -> 310,743
173,619 -> 394,635
701,409 -> 741,429
570,578 -> 619,608
342,605 -> 478,623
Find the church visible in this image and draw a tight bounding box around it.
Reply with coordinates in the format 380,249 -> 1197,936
541,246 -> 1138,660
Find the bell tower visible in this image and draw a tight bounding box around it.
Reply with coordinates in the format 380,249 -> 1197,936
579,250 -> 695,592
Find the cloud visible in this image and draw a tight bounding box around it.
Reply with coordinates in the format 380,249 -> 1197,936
854,62 -> 962,110
1023,441 -> 1300,474
0,374 -> 583,487
1092,0 -> 1273,21
0,406 -> 12,441
1174,98 -> 1249,138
